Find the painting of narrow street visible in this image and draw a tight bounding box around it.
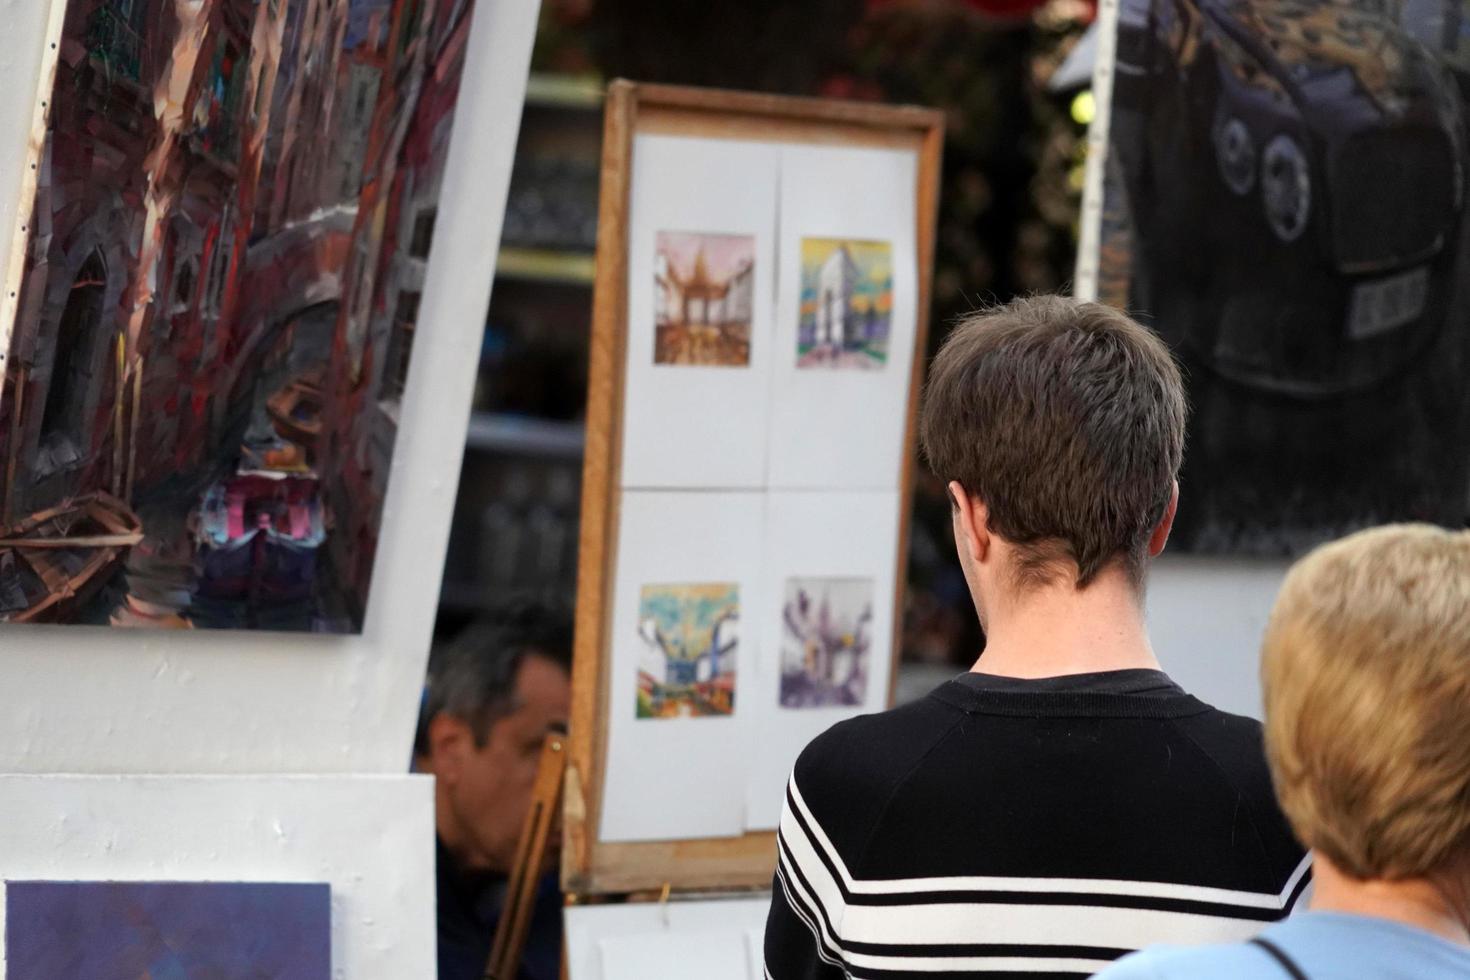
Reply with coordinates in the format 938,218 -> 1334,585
0,0 -> 480,631
635,582 -> 738,719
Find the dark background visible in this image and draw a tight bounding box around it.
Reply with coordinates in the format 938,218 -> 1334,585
1098,0 -> 1470,556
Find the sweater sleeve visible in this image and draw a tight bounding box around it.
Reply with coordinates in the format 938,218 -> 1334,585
763,787 -> 847,980
761,698 -> 962,978
1171,710 -> 1312,916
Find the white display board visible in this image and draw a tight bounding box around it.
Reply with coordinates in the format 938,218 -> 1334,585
598,132 -> 921,844
565,898 -> 770,980
598,488 -> 904,841
567,83 -> 942,895
0,774 -> 434,979
743,490 -> 900,829
766,144 -> 920,490
0,0 -> 539,775
621,135 -> 779,489
600,491 -> 766,842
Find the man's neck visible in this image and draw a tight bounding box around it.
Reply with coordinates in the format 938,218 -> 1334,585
969,567 -> 1160,679
1309,853 -> 1470,947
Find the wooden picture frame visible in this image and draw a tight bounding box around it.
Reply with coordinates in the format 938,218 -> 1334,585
565,81 -> 944,897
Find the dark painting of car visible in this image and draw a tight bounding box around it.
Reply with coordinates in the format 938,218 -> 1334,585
1099,0 -> 1470,553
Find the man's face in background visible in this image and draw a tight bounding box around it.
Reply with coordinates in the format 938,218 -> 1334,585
429,653 -> 571,874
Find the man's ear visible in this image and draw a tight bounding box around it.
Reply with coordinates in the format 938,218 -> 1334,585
426,713 -> 475,785
948,480 -> 990,566
1148,481 -> 1180,558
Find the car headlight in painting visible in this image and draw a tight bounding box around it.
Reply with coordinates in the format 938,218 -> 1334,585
1261,133 -> 1310,242
1214,117 -> 1255,195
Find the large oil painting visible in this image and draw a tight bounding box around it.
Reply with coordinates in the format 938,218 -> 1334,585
1098,0 -> 1470,552
0,0 -> 480,630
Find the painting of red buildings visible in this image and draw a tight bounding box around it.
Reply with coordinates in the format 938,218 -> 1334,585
0,0 -> 480,631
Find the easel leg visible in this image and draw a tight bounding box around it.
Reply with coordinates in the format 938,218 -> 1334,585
485,735 -> 568,980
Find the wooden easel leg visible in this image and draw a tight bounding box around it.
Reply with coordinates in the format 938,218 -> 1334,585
485,735 -> 568,980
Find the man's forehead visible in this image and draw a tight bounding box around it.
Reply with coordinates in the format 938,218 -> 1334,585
513,651 -> 571,686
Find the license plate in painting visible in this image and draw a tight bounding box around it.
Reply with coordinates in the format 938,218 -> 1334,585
1347,266 -> 1429,339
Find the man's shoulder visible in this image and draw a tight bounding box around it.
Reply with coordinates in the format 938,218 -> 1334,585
1171,701 -> 1267,752
787,690 -> 965,858
1167,704 -> 1279,808
1166,702 -> 1311,900
795,689 -> 964,784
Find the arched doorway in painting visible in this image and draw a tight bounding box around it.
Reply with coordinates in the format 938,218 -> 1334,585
40,251 -> 108,447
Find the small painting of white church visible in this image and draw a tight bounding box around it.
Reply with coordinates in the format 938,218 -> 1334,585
797,238 -> 892,370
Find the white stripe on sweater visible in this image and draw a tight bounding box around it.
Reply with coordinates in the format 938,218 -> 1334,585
788,775 -> 1311,910
774,857 -> 844,968
780,797 -> 1268,953
777,773 -> 1310,964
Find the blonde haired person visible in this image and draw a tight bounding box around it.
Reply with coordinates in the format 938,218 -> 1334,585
1097,524 -> 1470,979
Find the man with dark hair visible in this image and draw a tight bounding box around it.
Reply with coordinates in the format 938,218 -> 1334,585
416,601 -> 572,980
764,297 -> 1309,978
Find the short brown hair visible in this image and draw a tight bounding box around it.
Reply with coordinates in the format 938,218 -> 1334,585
1262,524 -> 1470,880
919,295 -> 1186,588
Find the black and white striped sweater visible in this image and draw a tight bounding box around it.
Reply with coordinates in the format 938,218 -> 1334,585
764,670 -> 1311,979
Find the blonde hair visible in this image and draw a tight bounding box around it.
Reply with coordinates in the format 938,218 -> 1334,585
1262,523 -> 1470,880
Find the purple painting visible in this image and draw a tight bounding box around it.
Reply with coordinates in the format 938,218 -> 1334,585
5,880 -> 330,979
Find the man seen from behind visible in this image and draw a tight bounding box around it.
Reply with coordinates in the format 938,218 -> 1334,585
763,296 -> 1310,979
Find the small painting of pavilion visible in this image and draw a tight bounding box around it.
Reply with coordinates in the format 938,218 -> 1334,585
654,231 -> 755,367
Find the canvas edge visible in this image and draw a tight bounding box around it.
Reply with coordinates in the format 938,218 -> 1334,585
352,0 -> 544,759
0,0 -> 67,405
1074,0 -> 1121,303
